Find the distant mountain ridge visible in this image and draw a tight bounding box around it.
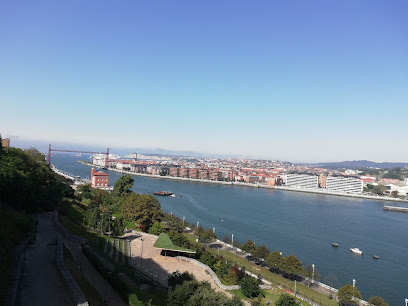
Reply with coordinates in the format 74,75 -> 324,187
303,160 -> 408,170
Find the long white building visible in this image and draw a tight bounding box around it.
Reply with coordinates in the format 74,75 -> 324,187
325,176 -> 363,194
281,174 -> 318,189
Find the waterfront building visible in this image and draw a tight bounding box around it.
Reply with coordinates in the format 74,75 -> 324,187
179,168 -> 189,178
91,167 -> 109,189
209,170 -> 221,181
199,169 -> 209,180
169,167 -> 179,177
188,168 -> 199,179
325,176 -> 363,194
281,174 -> 319,189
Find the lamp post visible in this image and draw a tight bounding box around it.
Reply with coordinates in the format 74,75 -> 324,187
100,212 -> 104,235
183,217 -> 185,225
197,221 -> 199,228
140,238 -> 145,270
352,279 -> 356,300
231,234 -> 234,246
312,264 -> 315,285
405,298 -> 408,306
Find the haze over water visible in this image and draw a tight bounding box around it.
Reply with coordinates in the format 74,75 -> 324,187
53,155 -> 408,305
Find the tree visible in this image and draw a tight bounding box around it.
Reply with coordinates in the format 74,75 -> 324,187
252,245 -> 270,259
279,254 -> 302,278
134,194 -> 163,230
168,271 -> 196,288
368,296 -> 388,306
113,174 -> 134,198
391,190 -> 399,198
199,229 -> 217,243
241,239 -> 256,253
148,221 -> 163,235
372,184 -> 386,195
240,276 -> 261,298
265,250 -> 283,271
303,264 -> 320,288
120,192 -> 140,221
78,184 -> 92,200
325,274 -> 338,298
337,283 -> 362,306
275,294 -> 300,306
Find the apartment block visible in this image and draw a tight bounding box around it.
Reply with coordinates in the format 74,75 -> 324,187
325,176 -> 363,194
281,174 -> 318,189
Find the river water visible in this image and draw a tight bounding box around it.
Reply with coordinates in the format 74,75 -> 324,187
52,155 -> 407,305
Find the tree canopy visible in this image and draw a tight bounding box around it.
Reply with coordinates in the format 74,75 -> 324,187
113,174 -> 134,198
279,254 -> 303,277
241,239 -> 256,253
252,244 -> 270,259
368,296 -> 388,306
265,250 -> 283,270
0,147 -> 72,211
337,283 -> 362,306
240,276 -> 261,298
275,294 -> 300,306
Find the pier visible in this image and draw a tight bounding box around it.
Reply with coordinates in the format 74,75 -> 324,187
384,205 -> 408,213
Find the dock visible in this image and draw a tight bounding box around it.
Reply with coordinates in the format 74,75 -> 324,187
384,205 -> 408,213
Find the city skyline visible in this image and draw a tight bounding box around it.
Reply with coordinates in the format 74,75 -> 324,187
1,1 -> 407,162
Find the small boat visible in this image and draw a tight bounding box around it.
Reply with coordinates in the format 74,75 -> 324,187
350,248 -> 363,255
332,243 -> 339,247
154,191 -> 173,196
170,194 -> 176,198
373,255 -> 380,259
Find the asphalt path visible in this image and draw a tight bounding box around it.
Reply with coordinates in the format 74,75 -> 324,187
18,213 -> 73,306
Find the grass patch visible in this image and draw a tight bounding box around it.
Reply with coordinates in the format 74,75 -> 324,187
63,245 -> 105,306
183,233 -> 337,306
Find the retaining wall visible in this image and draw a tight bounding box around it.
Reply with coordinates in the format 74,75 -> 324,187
56,236 -> 89,306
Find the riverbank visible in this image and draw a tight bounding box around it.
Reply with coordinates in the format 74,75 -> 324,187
79,161 -> 408,203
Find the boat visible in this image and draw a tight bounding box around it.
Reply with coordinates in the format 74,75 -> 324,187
350,248 -> 363,255
153,191 -> 173,196
170,194 -> 176,198
332,243 -> 339,247
373,255 -> 380,259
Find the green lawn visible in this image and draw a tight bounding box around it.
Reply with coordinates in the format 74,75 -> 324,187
182,233 -> 338,306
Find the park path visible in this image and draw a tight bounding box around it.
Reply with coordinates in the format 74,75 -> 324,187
18,212 -> 73,306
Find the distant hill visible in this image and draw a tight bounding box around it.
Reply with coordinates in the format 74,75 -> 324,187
302,160 -> 408,170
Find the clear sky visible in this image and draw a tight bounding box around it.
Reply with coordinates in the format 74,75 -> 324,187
1,0 -> 407,162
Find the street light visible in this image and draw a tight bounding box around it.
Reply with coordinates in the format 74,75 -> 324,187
231,234 -> 234,246
312,264 -> 315,285
140,238 -> 145,270
352,279 -> 356,300
183,216 -> 185,225
405,298 -> 408,306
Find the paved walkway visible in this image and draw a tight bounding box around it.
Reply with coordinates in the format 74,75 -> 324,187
18,213 -> 73,306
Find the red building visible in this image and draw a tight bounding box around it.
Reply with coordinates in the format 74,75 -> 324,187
91,168 -> 109,189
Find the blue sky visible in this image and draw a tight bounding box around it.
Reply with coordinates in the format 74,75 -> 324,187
1,0 -> 407,162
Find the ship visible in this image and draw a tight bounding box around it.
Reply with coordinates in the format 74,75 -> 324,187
154,191 -> 173,196
332,243 -> 339,247
350,248 -> 363,255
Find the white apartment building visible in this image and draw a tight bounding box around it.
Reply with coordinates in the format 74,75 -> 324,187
281,174 -> 318,189
325,176 -> 363,194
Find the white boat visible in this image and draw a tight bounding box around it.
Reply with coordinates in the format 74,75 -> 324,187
170,194 -> 176,198
350,248 -> 363,255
